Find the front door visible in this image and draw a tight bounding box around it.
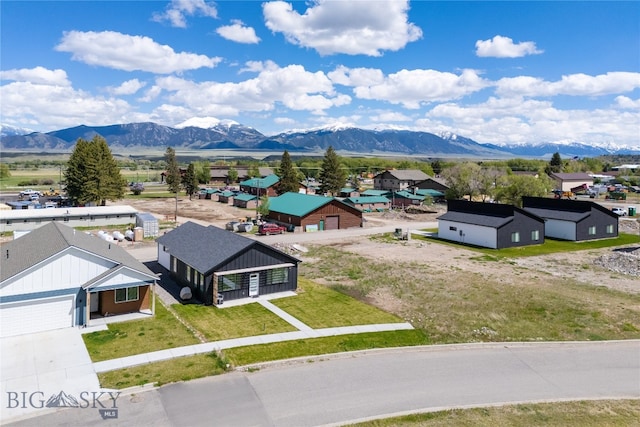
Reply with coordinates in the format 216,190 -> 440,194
90,292 -> 99,313
249,273 -> 260,297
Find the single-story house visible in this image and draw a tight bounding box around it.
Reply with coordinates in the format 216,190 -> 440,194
339,187 -> 360,198
522,197 -> 619,241
156,222 -> 300,305
233,193 -> 258,209
343,196 -> 390,212
437,200 -> 545,249
267,192 -> 363,232
0,205 -> 138,233
414,188 -> 445,203
360,189 -> 391,198
374,169 -> 430,191
550,173 -> 594,192
0,222 -> 157,337
239,174 -> 280,198
390,190 -> 425,208
414,176 -> 449,193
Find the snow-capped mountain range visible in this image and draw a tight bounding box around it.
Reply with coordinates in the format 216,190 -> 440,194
1,121 -> 638,158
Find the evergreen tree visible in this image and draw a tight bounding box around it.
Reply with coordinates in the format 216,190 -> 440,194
165,147 -> 181,193
276,150 -> 300,194
182,163 -> 198,200
318,146 -> 346,196
547,152 -> 563,174
248,163 -> 261,178
64,136 -> 125,206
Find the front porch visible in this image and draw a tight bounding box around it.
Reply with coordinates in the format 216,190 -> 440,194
81,309 -> 154,333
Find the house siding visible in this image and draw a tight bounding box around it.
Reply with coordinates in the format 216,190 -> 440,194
496,212 -> 545,248
99,285 -> 150,315
438,220 -> 498,248
268,201 -> 362,231
575,211 -> 619,241
545,219 -> 577,240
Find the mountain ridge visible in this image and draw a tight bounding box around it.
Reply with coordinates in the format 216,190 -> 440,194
1,122 -> 638,158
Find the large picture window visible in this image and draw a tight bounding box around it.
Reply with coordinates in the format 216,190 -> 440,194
267,268 -> 288,285
219,273 -> 243,291
115,287 -> 139,303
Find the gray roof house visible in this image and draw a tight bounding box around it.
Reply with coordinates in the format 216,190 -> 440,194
374,169 -> 430,191
522,197 -> 619,241
156,222 -> 300,305
0,222 -> 157,337
437,200 -> 545,249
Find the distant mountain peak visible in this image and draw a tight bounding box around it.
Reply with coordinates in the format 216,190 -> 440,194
174,117 -> 240,130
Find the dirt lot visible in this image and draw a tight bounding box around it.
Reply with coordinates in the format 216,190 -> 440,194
119,197 -> 640,302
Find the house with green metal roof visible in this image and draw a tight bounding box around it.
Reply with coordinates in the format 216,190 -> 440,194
361,189 -> 391,197
391,190 -> 426,208
343,196 -> 390,212
267,192 -> 363,232
339,187 -> 360,197
239,174 -> 280,197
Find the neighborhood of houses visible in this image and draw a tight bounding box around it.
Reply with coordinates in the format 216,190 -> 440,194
0,166 -> 634,339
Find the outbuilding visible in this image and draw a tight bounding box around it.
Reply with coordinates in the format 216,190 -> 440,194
437,200 -> 545,249
156,222 -> 300,305
267,192 -> 363,232
522,197 -> 619,241
0,222 -> 157,337
343,196 -> 390,212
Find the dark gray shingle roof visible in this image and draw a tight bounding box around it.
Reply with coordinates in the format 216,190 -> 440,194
156,221 -> 299,274
437,211 -> 512,228
0,222 -> 156,283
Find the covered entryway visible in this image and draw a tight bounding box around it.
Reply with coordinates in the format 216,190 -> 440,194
0,295 -> 74,338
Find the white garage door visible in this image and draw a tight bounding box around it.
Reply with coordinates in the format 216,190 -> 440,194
0,295 -> 74,337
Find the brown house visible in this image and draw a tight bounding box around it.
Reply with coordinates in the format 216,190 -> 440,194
267,192 -> 363,232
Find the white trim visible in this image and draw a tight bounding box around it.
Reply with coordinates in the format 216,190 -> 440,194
216,263 -> 295,276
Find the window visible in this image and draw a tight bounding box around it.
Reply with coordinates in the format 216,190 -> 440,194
267,268 -> 289,285
219,273 -> 242,291
606,224 -> 614,234
449,226 -> 457,231
115,287 -> 139,303
531,230 -> 540,241
511,232 -> 520,243
588,226 -> 596,235
186,265 -> 191,283
171,257 -> 177,272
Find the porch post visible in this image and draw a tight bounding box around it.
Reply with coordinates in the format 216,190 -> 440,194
152,282 -> 156,316
85,289 -> 90,327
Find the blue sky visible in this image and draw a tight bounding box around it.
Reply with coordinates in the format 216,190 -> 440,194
1,0 -> 639,148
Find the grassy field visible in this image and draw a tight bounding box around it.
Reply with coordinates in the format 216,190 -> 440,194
347,399 -> 640,427
300,245 -> 640,344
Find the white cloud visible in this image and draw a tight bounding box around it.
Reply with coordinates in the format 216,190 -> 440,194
152,0 -> 218,28
109,79 -> 147,95
475,35 -> 543,58
240,60 -> 279,74
217,20 -> 260,44
496,72 -> 640,97
370,111 -> 412,123
263,0 -> 422,56
614,96 -> 640,109
422,97 -> 640,146
0,67 -> 70,86
349,68 -> 489,108
55,31 -> 221,74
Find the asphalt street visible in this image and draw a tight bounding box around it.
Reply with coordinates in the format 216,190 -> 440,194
7,340 -> 640,427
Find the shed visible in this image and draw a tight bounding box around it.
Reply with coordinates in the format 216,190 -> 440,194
437,200 -> 545,249
522,197 -> 619,241
390,190 -> 425,208
156,222 -> 300,304
136,212 -> 159,237
233,193 -> 258,209
549,173 -> 594,192
343,196 -> 390,212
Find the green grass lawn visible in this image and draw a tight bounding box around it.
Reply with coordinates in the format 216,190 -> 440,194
98,351 -> 230,389
170,302 -> 298,341
270,278 -> 403,328
83,299 -> 199,362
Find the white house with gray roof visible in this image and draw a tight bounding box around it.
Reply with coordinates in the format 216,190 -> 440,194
0,222 -> 157,337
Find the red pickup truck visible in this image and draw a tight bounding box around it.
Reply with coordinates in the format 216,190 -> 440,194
258,223 -> 286,235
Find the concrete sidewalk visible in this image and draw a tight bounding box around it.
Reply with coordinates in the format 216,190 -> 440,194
93,322 -> 414,373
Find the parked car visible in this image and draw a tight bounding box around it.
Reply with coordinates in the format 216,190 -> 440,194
258,223 -> 286,235
225,221 -> 240,231
611,207 -> 627,216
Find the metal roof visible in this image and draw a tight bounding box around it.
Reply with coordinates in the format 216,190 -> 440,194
0,205 -> 138,221
268,192 -> 333,217
376,169 -> 430,181
345,196 -> 390,204
155,221 -> 299,274
233,193 -> 257,202
415,189 -> 444,197
0,222 -> 156,283
394,191 -> 424,200
361,189 -> 390,197
240,174 -> 280,188
438,211 -> 513,228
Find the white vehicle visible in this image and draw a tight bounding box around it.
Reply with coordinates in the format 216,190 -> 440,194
611,207 -> 627,216
19,189 -> 41,199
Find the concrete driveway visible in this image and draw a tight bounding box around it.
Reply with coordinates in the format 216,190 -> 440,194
0,328 -> 100,424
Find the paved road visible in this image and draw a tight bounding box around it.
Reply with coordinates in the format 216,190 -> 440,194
8,341 -> 639,427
